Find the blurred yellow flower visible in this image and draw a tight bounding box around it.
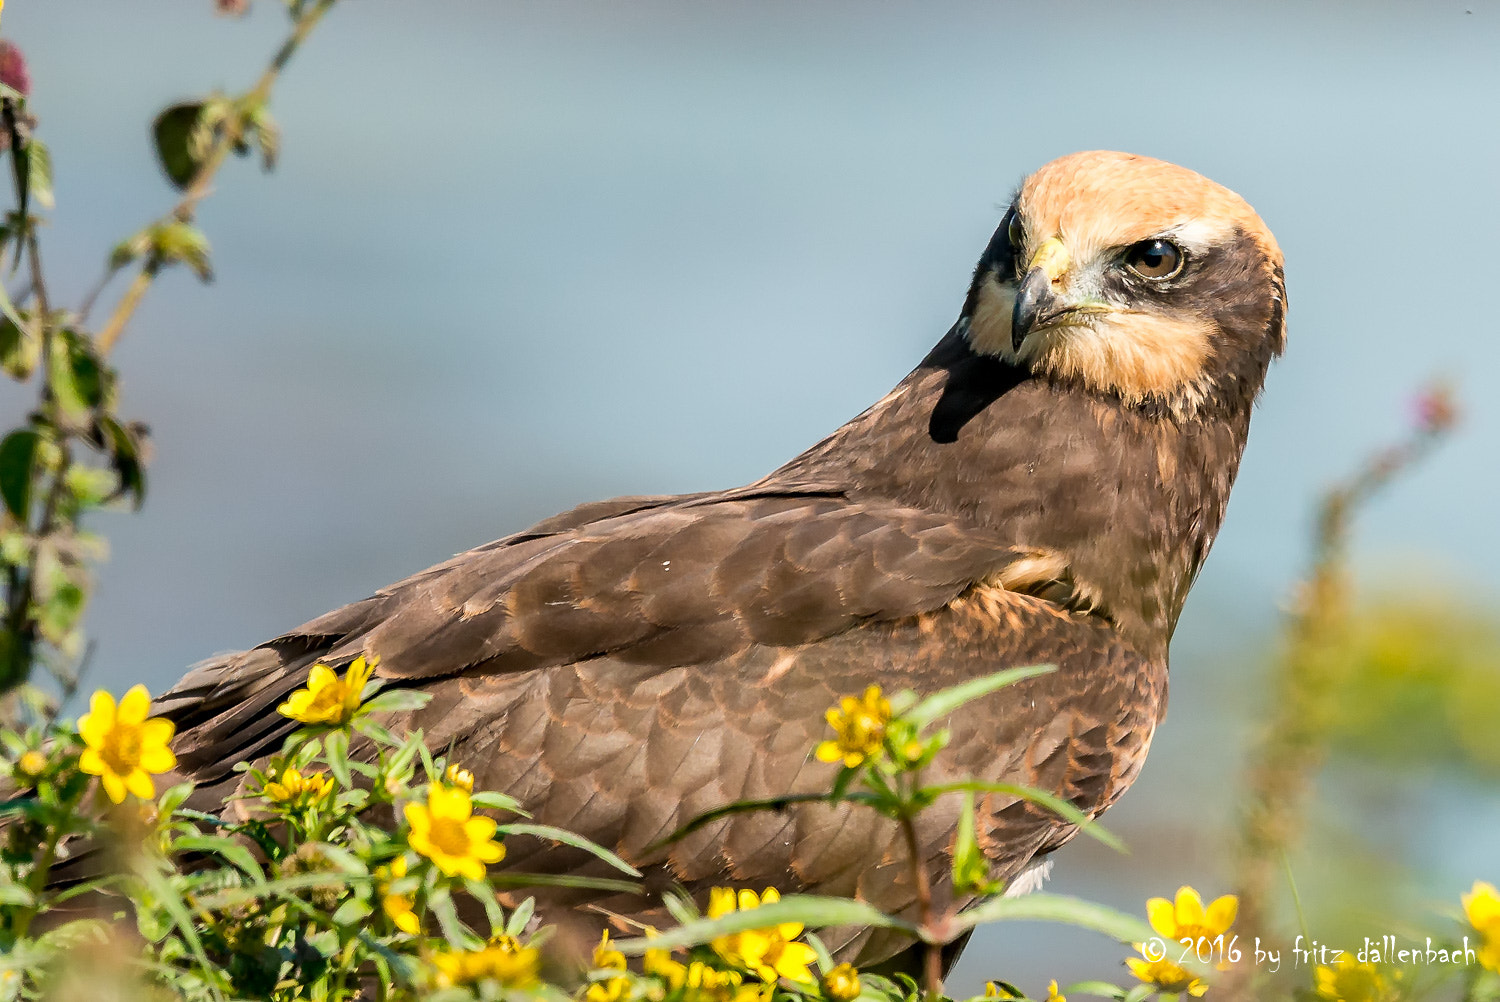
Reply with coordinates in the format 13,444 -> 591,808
982,982 -> 1018,998
404,783 -> 504,880
377,856 -> 419,935
822,962 -> 860,1001
1463,880 -> 1500,972
444,762 -> 475,792
1045,981 -> 1066,1002
15,749 -> 46,779
643,947 -> 762,1002
1313,956 -> 1401,1002
815,685 -> 891,769
277,655 -> 376,725
706,886 -> 817,983
77,685 -> 176,803
430,936 -> 539,989
585,930 -> 630,1002
262,767 -> 333,806
1146,886 -> 1238,946
1125,955 -> 1207,998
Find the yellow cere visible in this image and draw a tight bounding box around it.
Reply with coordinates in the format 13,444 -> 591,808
277,655 -> 376,725
77,685 -> 177,803
404,783 -> 505,880
1029,237 -> 1070,282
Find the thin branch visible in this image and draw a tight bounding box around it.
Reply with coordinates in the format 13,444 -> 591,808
95,0 -> 336,354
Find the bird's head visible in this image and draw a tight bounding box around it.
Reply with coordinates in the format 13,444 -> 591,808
961,151 -> 1286,416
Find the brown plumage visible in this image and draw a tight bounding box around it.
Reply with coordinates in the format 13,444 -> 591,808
153,151 -> 1286,967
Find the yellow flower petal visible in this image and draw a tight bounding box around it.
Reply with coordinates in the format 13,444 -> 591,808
1146,896 -> 1175,938
1205,894 -> 1238,934
1175,886 -> 1207,930
125,768 -> 155,800
139,744 -> 177,774
79,690 -> 115,745
117,684 -> 152,725
78,747 -> 105,776
100,771 -> 127,804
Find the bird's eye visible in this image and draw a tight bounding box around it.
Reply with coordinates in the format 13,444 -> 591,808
1007,212 -> 1025,250
1124,238 -> 1184,280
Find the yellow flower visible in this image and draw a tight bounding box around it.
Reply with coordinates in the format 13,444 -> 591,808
15,749 -> 46,779
822,963 -> 861,1001
1127,886 -> 1233,997
982,983 -> 1018,998
77,685 -> 177,803
1463,880 -> 1500,973
377,856 -> 420,935
1126,955 -> 1207,998
815,686 -> 891,769
1314,956 -> 1401,1002
706,886 -> 818,984
404,783 -> 505,880
585,930 -> 630,1002
444,762 -> 475,792
1146,886 -> 1239,947
277,655 -> 376,725
646,953 -> 761,1001
1045,982 -> 1066,1002
430,936 -> 540,989
262,767 -> 333,806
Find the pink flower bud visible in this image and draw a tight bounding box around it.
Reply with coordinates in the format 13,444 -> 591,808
0,42 -> 30,98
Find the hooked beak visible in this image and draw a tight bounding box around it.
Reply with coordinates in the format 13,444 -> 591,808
1011,237 -> 1070,351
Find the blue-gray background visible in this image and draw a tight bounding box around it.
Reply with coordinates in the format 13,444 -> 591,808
7,1 -> 1499,993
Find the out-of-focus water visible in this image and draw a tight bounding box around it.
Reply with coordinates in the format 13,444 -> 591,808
6,1 -> 1499,993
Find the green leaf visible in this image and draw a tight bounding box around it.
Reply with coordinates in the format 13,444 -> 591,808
504,895 -> 535,938
27,137 -> 53,210
614,895 -> 917,955
93,417 -> 147,509
469,789 -> 525,814
323,727 -> 351,788
462,876 -> 507,933
950,891 -> 1153,943
921,780 -> 1124,854
173,834 -> 264,880
496,822 -> 642,877
34,917 -> 110,953
1062,981 -> 1131,1000
487,872 -> 643,896
904,664 -> 1056,729
0,428 -> 39,519
360,688 -> 432,715
331,897 -> 372,927
951,791 -> 999,896
426,885 -> 477,948
149,220 -> 213,282
152,102 -> 207,190
0,880 -> 36,906
0,311 -> 38,379
49,329 -> 113,421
